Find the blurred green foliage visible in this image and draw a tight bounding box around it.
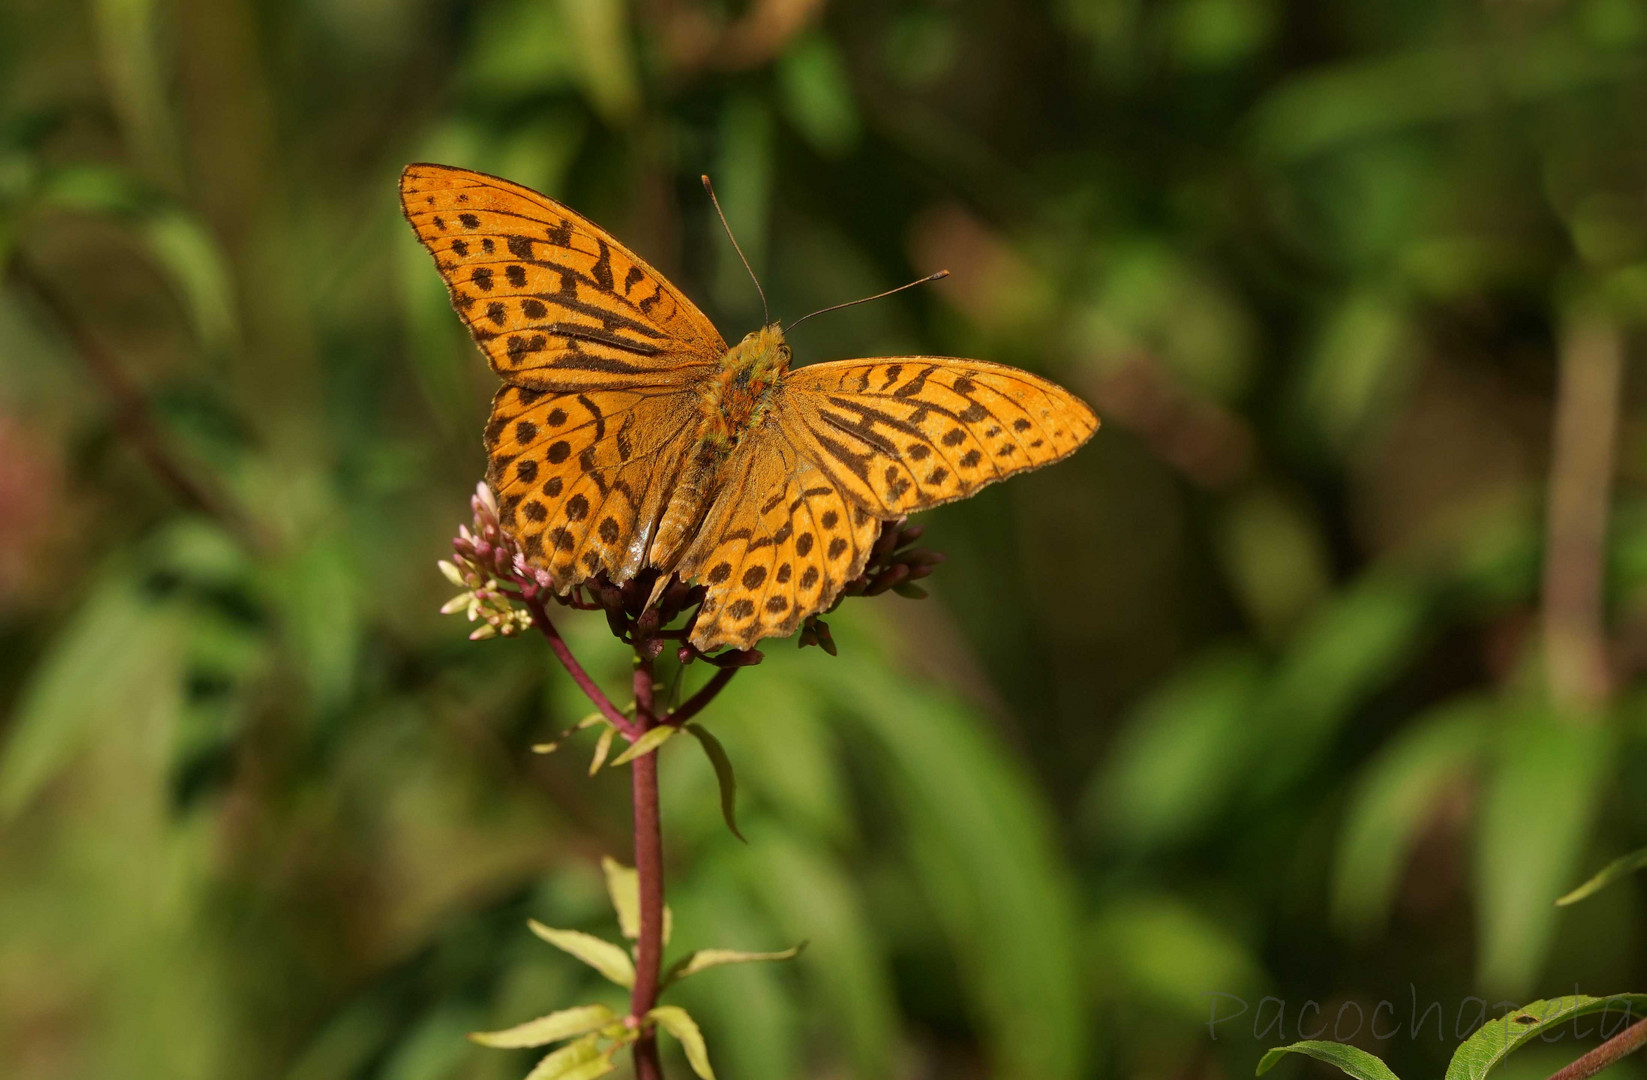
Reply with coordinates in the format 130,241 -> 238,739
2,1 -> 1647,1079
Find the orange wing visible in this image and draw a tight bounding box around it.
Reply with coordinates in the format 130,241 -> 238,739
778,357 -> 1098,516
400,163 -> 725,391
487,383 -> 702,588
672,437 -> 880,652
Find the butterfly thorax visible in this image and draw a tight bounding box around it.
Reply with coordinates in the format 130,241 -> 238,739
698,324 -> 791,450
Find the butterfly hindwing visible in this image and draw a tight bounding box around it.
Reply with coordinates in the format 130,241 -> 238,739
779,357 -> 1098,516
400,164 -> 725,390
675,441 -> 880,652
487,384 -> 700,587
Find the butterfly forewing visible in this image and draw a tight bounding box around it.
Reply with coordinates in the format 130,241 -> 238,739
779,358 -> 1098,516
400,164 -> 725,391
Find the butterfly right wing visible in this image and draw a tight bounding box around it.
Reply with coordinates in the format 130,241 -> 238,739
780,357 -> 1098,516
671,436 -> 880,652
401,163 -> 726,390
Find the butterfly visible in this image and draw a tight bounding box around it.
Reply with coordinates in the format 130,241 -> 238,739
400,163 -> 1098,652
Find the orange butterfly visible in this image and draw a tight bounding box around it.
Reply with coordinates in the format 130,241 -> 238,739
401,163 -> 1098,652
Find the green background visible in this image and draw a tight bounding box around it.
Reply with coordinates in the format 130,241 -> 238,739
2,0 -> 1646,1078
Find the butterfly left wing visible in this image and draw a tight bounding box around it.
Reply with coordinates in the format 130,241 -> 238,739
400,163 -> 726,391
488,382 -> 702,587
779,357 -> 1098,516
670,437 -> 880,652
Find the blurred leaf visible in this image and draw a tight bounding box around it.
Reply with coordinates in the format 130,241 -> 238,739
744,829 -> 896,1079
527,921 -> 636,989
1091,895 -> 1268,1021
1086,646 -> 1265,848
1217,488 -> 1331,637
825,646 -> 1089,1080
524,1035 -> 603,1080
1,570 -> 186,818
611,724 -> 675,767
1295,289 -> 1415,453
684,722 -> 745,843
1558,846 -> 1647,906
661,942 -> 806,990
559,0 -> 639,124
266,531 -> 361,716
469,1003 -> 615,1049
137,209 -> 238,357
1250,571 -> 1432,797
777,34 -> 861,155
90,0 -> 178,183
713,96 -> 773,317
1168,0 -> 1275,69
1444,996 -> 1647,1080
649,1005 -> 715,1080
1475,709 -> 1611,994
1257,1041 -> 1402,1080
1332,696 -> 1490,935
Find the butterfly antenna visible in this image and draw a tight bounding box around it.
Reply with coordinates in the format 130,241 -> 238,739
701,175 -> 769,326
784,270 -> 950,334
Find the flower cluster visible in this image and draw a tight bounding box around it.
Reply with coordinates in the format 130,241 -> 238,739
438,482 -> 533,639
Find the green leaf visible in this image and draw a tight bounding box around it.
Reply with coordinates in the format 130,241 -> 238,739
1084,646 -> 1264,848
523,1035 -> 605,1080
588,727 -> 615,775
611,724 -> 675,767
649,1005 -> 715,1080
684,723 -> 746,843
661,942 -> 807,990
1331,698 -> 1489,935
0,570 -> 186,818
1557,846 -> 1647,906
542,1050 -> 616,1080
1257,1041 -> 1402,1080
469,1004 -> 615,1049
601,856 -> 641,939
1474,710 -> 1609,994
527,921 -> 635,989
534,713 -> 608,754
1444,995 -> 1647,1080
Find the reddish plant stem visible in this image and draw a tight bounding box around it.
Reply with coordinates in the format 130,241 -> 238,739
629,654 -> 666,1080
1545,1015 -> 1647,1080
665,668 -> 736,727
523,596 -> 638,738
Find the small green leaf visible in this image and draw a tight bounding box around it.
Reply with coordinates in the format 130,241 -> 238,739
535,713 -> 608,754
602,856 -> 641,938
589,727 -> 615,775
527,921 -> 636,988
611,724 -> 675,767
548,1054 -> 616,1080
1257,1041 -> 1401,1080
469,1004 -> 615,1049
598,857 -> 672,944
648,1005 -> 715,1080
684,722 -> 746,843
661,942 -> 807,989
1444,995 -> 1647,1080
1557,846 -> 1647,906
524,1035 -> 604,1080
